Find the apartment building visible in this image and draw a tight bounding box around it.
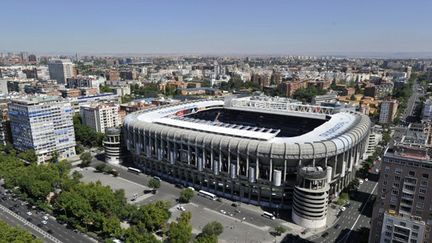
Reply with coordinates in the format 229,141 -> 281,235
48,59 -> 75,84
8,96 -> 76,163
80,102 -> 120,133
379,100 -> 398,124
370,124 -> 432,243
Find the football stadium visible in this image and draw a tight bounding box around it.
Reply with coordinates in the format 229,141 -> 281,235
123,96 -> 371,228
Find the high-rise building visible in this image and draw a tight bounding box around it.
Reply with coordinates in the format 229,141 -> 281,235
370,124 -> 432,243
379,100 -> 398,124
48,59 -> 75,84
8,96 -> 76,163
80,102 -> 120,133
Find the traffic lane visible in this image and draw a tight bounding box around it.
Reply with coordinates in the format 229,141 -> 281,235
308,179 -> 378,243
0,208 -> 58,243
0,193 -> 93,243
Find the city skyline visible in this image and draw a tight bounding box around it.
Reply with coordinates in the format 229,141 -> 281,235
1,0 -> 432,56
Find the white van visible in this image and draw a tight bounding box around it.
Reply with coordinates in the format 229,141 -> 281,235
262,211 -> 275,220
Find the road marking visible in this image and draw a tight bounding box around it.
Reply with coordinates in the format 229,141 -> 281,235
338,182 -> 378,243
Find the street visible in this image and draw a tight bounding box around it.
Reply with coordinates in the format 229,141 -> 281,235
0,187 -> 95,243
305,165 -> 379,243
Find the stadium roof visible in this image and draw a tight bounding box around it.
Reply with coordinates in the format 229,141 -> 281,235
129,99 -> 359,144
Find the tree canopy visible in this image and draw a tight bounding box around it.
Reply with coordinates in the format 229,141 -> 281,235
292,86 -> 327,103
179,188 -> 194,203
148,178 -> 161,190
0,220 -> 42,243
73,115 -> 105,147
169,212 -> 192,243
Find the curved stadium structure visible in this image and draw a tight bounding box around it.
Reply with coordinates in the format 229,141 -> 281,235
123,96 -> 371,228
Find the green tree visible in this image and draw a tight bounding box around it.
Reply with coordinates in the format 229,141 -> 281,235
274,225 -> 287,236
148,178 -> 161,190
169,212 -> 192,243
179,188 -> 194,203
75,145 -> 85,155
73,114 -> 105,147
50,151 -> 59,163
0,220 -> 42,242
130,201 -> 171,232
194,234 -> 217,243
18,149 -> 38,163
100,85 -> 113,93
4,143 -> 16,156
123,226 -> 160,243
201,221 -> 223,237
292,86 -> 327,102
79,152 -> 92,167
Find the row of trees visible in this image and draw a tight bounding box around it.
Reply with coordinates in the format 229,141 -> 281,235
131,83 -> 159,97
219,76 -> 261,91
0,220 -> 42,242
0,150 -> 223,242
292,86 -> 327,103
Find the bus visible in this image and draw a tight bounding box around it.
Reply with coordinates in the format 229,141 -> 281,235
127,167 -> 142,174
198,190 -> 217,200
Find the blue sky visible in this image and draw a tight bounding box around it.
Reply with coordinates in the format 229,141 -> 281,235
1,0 -> 431,54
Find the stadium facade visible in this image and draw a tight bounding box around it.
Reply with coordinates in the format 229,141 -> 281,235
123,96 -> 371,228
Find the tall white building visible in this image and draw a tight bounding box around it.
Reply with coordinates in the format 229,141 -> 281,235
8,96 -> 76,163
422,99 -> 432,120
80,102 -> 120,133
379,100 -> 398,124
48,59 -> 74,84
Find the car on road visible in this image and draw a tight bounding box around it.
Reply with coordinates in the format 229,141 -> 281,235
365,178 -> 368,181
42,215 -> 49,221
220,209 -> 226,214
153,176 -> 161,181
26,211 -> 32,216
334,224 -> 341,229
358,179 -> 364,184
41,220 -> 48,225
340,207 -> 346,212
47,229 -> 53,234
321,232 -> 329,238
177,205 -> 186,211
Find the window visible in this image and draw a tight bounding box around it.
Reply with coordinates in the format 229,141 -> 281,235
422,173 -> 429,179
409,171 -> 415,176
420,188 -> 427,194
395,168 -> 402,174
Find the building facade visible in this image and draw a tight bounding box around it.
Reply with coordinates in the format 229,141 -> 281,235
379,100 -> 398,124
80,102 -> 120,133
48,59 -> 74,84
379,210 -> 426,243
123,97 -> 371,228
370,124 -> 432,242
8,96 -> 76,163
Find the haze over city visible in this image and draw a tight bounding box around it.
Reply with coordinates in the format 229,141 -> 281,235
1,0 -> 432,56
